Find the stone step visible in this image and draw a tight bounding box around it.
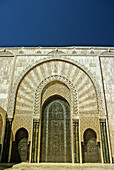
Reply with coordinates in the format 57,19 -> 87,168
0,163 -> 15,170
1,163 -> 114,170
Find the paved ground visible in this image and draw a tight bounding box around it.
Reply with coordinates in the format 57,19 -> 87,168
0,163 -> 114,170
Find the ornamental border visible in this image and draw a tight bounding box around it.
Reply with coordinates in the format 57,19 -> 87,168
34,75 -> 78,115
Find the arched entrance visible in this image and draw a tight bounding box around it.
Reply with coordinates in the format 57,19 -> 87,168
40,95 -> 72,163
11,128 -> 29,162
82,129 -> 101,163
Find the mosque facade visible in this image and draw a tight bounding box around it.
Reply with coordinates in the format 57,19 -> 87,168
0,47 -> 114,164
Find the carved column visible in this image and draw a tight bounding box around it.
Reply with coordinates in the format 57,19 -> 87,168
73,119 -> 80,163
31,119 -> 39,163
112,157 -> 114,164
100,119 -> 110,163
2,118 -> 12,162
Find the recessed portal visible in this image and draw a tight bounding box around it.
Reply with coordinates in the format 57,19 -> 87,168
11,128 -> 29,162
40,96 -> 72,163
82,129 -> 101,163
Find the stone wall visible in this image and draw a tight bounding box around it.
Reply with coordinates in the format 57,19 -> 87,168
0,56 -> 14,110
0,47 -> 114,163
101,57 -> 114,158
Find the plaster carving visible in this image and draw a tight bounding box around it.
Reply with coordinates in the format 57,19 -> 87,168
34,75 -> 78,116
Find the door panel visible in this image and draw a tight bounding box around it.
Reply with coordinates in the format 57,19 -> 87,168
40,98 -> 72,163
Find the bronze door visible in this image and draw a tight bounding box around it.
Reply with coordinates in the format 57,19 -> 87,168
40,97 -> 72,163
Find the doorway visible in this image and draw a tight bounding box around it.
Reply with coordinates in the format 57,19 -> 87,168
82,129 -> 101,163
11,128 -> 29,162
40,95 -> 72,163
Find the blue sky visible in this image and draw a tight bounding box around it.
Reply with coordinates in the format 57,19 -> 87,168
0,0 -> 114,47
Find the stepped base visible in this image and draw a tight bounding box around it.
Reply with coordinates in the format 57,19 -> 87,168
0,163 -> 114,170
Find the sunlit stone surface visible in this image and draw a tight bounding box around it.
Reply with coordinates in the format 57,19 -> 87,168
0,47 -> 114,168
